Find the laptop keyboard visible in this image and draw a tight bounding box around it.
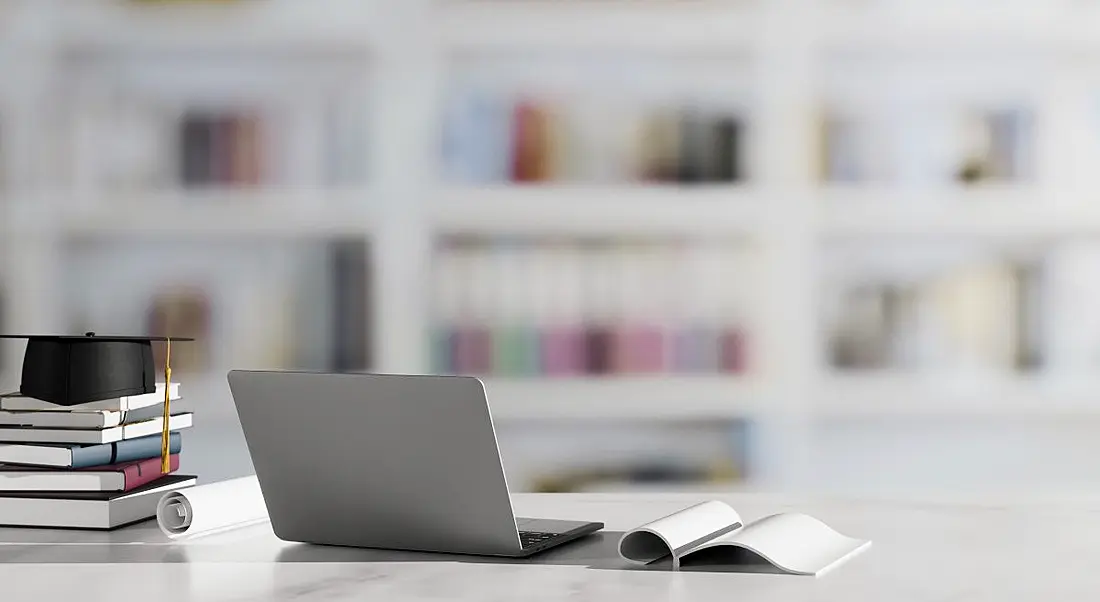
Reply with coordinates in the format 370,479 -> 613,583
520,531 -> 559,548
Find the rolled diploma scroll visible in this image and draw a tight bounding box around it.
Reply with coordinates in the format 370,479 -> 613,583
156,475 -> 269,539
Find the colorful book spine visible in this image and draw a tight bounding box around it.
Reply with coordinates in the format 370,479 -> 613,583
491,242 -> 539,376
78,454 -> 181,492
74,432 -> 183,469
178,110 -> 265,188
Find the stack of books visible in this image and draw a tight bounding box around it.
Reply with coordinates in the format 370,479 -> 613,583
0,382 -> 197,529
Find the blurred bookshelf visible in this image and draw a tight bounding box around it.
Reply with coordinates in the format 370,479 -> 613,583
817,373 -> 1100,417
7,0 -> 1100,493
437,2 -> 761,52
480,377 -> 764,421
55,192 -> 379,238
433,188 -> 765,236
49,0 -> 383,53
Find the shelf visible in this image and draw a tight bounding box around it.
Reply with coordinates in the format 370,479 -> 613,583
817,187 -> 1100,239
568,481 -> 759,494
440,4 -> 1100,56
816,373 -> 1100,418
433,186 -> 766,237
481,376 -> 764,421
43,190 -> 377,239
818,9 -> 1100,54
50,1 -> 380,54
437,2 -> 761,53
23,1 -> 1100,57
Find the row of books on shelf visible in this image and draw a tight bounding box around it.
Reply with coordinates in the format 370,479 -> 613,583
820,106 -> 1032,184
430,238 -> 752,375
69,98 -> 366,192
825,256 -> 1040,372
55,237 -> 373,377
443,95 -> 745,184
432,323 -> 747,376
54,101 -> 1031,192
529,459 -> 743,494
826,243 -> 1100,373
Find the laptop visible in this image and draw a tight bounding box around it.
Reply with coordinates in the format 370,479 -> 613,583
226,370 -> 604,557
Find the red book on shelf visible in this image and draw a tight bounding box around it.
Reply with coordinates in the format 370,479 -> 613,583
78,454 -> 181,492
511,101 -> 552,182
720,329 -> 747,374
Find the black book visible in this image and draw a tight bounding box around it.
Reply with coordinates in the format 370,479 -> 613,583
180,113 -> 214,186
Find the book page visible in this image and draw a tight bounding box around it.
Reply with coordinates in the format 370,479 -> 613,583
618,500 -> 742,565
687,513 -> 871,576
156,476 -> 270,540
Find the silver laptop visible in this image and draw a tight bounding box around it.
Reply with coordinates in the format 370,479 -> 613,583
226,370 -> 603,557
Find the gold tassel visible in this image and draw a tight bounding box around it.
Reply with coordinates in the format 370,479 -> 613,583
161,336 -> 172,474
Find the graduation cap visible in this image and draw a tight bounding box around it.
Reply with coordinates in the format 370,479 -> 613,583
0,333 -> 193,406
1,332 -> 194,473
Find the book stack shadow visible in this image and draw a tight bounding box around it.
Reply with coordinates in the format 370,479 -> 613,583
0,383 -> 198,529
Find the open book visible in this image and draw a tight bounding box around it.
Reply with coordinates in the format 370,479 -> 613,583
618,501 -> 871,576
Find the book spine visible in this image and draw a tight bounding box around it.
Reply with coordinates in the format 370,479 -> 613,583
637,245 -> 669,373
67,445 -> 113,469
0,405 -> 166,429
180,112 -> 212,186
541,245 -> 585,375
119,414 -> 192,440
116,455 -> 180,491
583,243 -> 616,375
431,246 -> 460,374
118,403 -> 171,426
71,432 -> 182,469
210,114 -> 233,185
329,240 -> 370,372
234,112 -> 263,186
0,383 -> 180,412
0,412 -> 105,429
490,242 -> 538,376
463,245 -> 493,375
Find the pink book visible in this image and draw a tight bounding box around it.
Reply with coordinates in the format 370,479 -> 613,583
79,454 -> 182,492
720,329 -> 747,374
612,326 -> 667,374
541,327 -> 585,376
0,454 -> 182,493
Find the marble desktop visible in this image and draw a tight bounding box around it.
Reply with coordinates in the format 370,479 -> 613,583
2,489 -> 1098,601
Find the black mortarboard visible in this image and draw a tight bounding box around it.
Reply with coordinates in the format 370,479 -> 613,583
0,332 -> 194,407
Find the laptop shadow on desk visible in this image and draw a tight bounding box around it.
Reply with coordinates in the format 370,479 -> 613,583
274,531 -> 622,567
274,532 -> 787,575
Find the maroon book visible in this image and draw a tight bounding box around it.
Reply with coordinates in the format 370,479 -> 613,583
78,454 -> 181,492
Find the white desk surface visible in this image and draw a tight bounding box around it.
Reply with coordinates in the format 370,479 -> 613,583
1,491 -> 1096,601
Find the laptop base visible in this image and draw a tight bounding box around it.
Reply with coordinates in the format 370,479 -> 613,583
511,519 -> 605,557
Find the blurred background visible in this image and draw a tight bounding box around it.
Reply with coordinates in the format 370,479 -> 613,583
5,0 -> 1100,497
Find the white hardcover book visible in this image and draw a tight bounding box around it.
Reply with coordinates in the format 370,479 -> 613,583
0,465 -> 130,492
0,474 -> 197,529
0,403 -> 166,429
0,413 -> 193,445
0,382 -> 180,412
618,500 -> 871,576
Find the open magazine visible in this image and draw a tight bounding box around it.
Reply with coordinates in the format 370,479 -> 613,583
618,501 -> 871,575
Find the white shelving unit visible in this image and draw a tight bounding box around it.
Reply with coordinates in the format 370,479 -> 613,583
5,0 -> 1100,493
433,187 -> 767,236
482,376 -> 767,421
53,191 -> 380,238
